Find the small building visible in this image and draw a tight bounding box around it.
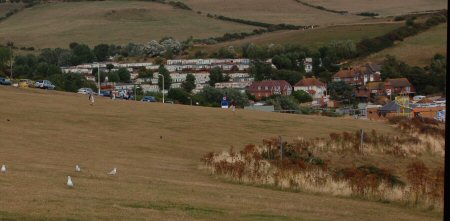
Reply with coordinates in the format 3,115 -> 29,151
293,77 -> 326,100
304,58 -> 313,73
248,80 -> 292,100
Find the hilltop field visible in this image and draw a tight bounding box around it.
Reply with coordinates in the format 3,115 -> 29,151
359,23 -> 448,67
0,1 -> 256,48
300,0 -> 447,16
188,22 -> 404,55
0,86 -> 444,220
0,0 -> 446,49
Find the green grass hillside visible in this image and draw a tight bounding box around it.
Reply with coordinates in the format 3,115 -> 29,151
0,86 -> 443,220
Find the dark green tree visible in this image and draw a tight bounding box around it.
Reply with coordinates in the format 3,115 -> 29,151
272,69 -> 303,85
328,81 -> 354,103
116,68 -> 131,83
168,88 -> 190,104
93,44 -> 110,62
70,44 -> 94,65
158,65 -> 172,91
249,61 -> 273,81
181,73 -> 196,93
208,67 -> 225,86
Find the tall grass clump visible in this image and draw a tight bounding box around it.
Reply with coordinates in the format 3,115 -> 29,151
201,118 -> 444,210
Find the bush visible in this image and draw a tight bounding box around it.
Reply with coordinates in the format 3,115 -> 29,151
168,88 -> 190,104
292,90 -> 313,103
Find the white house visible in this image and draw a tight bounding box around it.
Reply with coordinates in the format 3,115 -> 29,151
293,77 -> 327,100
304,58 -> 313,73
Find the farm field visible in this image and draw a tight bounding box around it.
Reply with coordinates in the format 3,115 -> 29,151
0,86 -> 442,221
181,0 -> 366,26
189,22 -> 403,56
359,23 -> 447,67
301,0 -> 447,16
0,1 -> 254,48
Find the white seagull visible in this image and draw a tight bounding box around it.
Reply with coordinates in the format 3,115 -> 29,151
108,168 -> 117,176
1,164 -> 6,173
75,165 -> 81,172
67,176 -> 74,188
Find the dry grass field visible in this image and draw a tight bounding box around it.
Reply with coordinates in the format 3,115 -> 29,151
181,0 -> 366,26
0,1 -> 254,48
189,22 -> 403,56
358,23 -> 447,67
301,0 -> 447,16
0,86 -> 443,220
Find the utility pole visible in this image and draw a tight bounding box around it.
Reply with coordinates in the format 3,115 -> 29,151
9,45 -> 13,79
97,62 -> 100,95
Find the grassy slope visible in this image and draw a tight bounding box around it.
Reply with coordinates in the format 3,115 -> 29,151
181,0 -> 365,26
189,23 -> 403,56
301,0 -> 447,16
357,23 -> 447,67
0,1 -> 254,48
0,86 -> 442,221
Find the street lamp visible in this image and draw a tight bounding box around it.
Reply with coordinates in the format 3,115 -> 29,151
96,62 -> 100,95
158,74 -> 165,103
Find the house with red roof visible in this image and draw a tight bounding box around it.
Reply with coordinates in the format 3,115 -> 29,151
248,80 -> 292,100
384,78 -> 415,96
293,77 -> 327,100
332,64 -> 381,86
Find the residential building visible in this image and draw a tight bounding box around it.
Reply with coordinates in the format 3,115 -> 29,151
248,80 -> 292,100
332,64 -> 381,86
384,78 -> 415,96
214,81 -> 253,93
304,58 -> 313,73
293,77 -> 327,100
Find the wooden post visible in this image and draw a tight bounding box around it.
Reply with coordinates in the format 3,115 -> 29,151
279,136 -> 283,161
360,129 -> 363,153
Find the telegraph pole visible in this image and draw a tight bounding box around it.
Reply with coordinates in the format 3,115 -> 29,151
9,44 -> 13,79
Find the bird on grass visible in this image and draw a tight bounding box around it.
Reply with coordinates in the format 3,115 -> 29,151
67,176 -> 74,188
75,165 -> 81,172
1,164 -> 6,173
108,168 -> 117,176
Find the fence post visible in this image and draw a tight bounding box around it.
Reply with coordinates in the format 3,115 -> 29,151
279,136 -> 283,161
360,129 -> 363,153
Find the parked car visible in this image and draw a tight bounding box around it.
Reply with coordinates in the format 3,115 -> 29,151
77,88 -> 94,95
18,79 -> 34,88
141,96 -> 156,102
0,77 -> 12,85
35,80 -> 55,89
99,90 -> 111,97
